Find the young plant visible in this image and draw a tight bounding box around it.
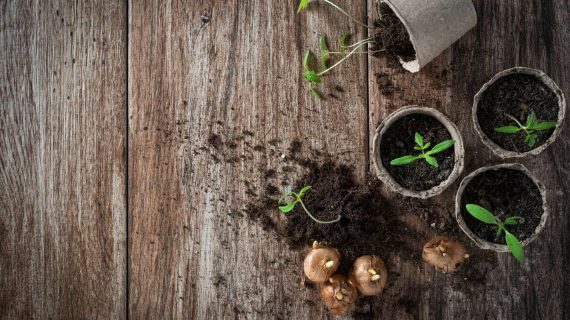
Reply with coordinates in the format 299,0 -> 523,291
465,204 -> 524,262
494,111 -> 557,148
298,1 -> 380,99
390,132 -> 455,168
278,186 -> 341,224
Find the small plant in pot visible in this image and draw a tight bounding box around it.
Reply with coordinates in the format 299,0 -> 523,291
473,67 -> 566,158
296,0 -> 476,98
455,164 -> 548,261
373,106 -> 464,198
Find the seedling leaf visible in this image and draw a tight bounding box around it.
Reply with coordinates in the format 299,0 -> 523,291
526,112 -> 537,127
424,155 -> 438,167
390,155 -> 418,166
414,132 -> 424,148
526,133 -> 538,148
310,88 -> 322,100
422,142 -> 431,150
297,0 -> 311,13
532,121 -> 557,131
494,126 -> 521,133
427,140 -> 455,155
338,31 -> 351,48
303,49 -> 312,70
505,230 -> 525,262
504,216 -> 522,225
298,185 -> 312,197
465,204 -> 498,225
496,224 -> 504,237
303,70 -> 321,83
279,202 -> 297,213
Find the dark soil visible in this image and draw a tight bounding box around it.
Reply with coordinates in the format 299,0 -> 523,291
379,114 -> 455,191
372,4 -> 416,62
477,73 -> 559,152
460,168 -> 543,244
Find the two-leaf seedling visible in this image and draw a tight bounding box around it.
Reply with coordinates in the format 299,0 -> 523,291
390,132 -> 455,168
494,111 -> 557,148
465,204 -> 524,262
299,0 -> 379,99
278,186 -> 341,224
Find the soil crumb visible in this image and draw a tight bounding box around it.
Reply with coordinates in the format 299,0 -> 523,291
372,4 -> 416,62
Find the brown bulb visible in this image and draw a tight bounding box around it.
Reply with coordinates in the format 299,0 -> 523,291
422,236 -> 469,273
350,255 -> 388,296
320,274 -> 358,315
303,241 -> 341,283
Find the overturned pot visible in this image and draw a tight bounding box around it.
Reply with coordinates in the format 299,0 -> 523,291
455,163 -> 548,252
473,67 -> 566,158
373,106 -> 464,198
376,0 -> 477,73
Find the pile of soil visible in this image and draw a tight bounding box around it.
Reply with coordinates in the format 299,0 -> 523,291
477,73 -> 559,152
459,168 -> 543,243
379,114 -> 455,191
372,4 -> 416,62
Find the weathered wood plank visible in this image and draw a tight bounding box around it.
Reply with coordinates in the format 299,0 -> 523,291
128,0 -> 368,318
368,0 -> 569,319
0,1 -> 127,319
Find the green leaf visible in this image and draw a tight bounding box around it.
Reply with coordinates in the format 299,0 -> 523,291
297,0 -> 311,13
532,121 -> 557,131
424,155 -> 438,167
526,133 -> 538,148
303,70 -> 321,83
494,126 -> 521,133
504,216 -> 522,225
277,191 -> 294,205
390,155 -> 418,166
465,204 -> 498,225
414,145 -> 422,151
310,88 -> 322,100
505,230 -> 525,262
278,201 -> 297,213
303,49 -> 312,70
427,140 -> 455,155
422,142 -> 431,150
338,31 -> 351,48
298,185 -> 312,197
496,224 -> 504,237
414,132 -> 424,148
526,112 -> 537,127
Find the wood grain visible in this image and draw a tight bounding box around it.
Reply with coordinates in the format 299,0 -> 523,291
367,0 -> 569,319
128,0 -> 368,318
0,1 -> 127,318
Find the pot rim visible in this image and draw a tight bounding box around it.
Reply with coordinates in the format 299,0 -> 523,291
454,163 -> 549,252
472,67 -> 567,158
372,105 -> 465,199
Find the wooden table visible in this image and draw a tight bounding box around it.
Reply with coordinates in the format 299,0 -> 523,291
1,1 -> 568,319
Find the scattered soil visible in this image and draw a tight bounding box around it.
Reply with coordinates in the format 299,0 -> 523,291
477,73 -> 559,152
459,168 -> 543,244
242,140 -> 497,318
379,114 -> 455,191
372,4 -> 416,62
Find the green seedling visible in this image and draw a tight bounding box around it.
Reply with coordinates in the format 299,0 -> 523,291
465,204 -> 525,262
390,132 -> 455,168
278,186 -> 341,224
298,1 -> 381,99
494,111 -> 557,148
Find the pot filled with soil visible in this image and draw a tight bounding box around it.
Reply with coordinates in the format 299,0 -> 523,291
375,0 -> 477,73
473,67 -> 566,158
373,106 -> 464,198
455,163 -> 548,260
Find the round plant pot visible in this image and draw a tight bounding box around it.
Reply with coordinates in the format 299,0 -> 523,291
377,0 -> 477,73
473,67 -> 566,158
455,163 -> 548,252
372,106 -> 465,198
